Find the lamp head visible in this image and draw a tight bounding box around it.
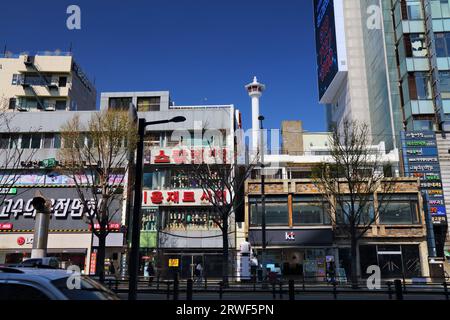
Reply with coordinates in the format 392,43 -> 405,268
170,116 -> 186,123
31,191 -> 51,214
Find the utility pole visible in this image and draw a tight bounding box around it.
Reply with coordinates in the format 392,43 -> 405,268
259,116 -> 267,282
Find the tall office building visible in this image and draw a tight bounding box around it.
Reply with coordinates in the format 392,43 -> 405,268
314,0 -> 450,256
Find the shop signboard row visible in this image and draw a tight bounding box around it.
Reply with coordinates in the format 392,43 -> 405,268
0,188 -> 122,231
401,131 -> 447,225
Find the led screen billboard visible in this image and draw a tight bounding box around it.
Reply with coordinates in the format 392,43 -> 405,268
314,0 -> 339,101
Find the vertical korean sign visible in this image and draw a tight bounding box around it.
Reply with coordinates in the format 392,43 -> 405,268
401,131 -> 447,225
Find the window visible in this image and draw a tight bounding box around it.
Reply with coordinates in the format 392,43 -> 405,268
293,200 -> 330,225
20,134 -> 41,149
0,135 -> 9,149
21,134 -> 31,149
335,198 -> 375,225
0,283 -> 50,300
406,1 -> 424,19
413,72 -> 432,99
55,100 -> 67,110
250,197 -> 289,226
9,98 -> 16,110
9,134 -> 19,149
43,133 -> 53,148
109,97 -> 132,110
440,71 -> 450,98
11,74 -> 20,85
435,33 -> 450,57
53,134 -> 61,149
30,134 -> 41,149
137,97 -> 160,112
379,200 -> 419,224
59,76 -> 67,87
413,119 -> 434,131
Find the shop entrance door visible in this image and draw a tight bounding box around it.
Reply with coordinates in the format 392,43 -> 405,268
378,252 -> 403,278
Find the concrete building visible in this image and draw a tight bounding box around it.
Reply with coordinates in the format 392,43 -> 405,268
0,51 -> 96,112
100,91 -> 242,279
0,112 -> 125,275
313,0 -> 450,256
243,123 -> 430,281
245,177 -> 430,281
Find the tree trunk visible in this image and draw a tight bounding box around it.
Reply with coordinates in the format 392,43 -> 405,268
222,216 -> 229,287
96,228 -> 107,283
350,234 -> 359,289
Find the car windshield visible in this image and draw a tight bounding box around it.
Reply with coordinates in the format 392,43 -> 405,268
51,276 -> 119,300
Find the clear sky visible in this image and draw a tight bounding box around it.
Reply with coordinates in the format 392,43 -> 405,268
0,0 -> 326,132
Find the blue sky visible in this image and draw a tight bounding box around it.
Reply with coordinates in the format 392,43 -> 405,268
0,0 -> 326,132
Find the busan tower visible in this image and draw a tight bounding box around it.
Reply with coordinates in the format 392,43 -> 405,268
245,76 -> 266,153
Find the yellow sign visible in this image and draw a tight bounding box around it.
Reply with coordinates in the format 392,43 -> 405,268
169,259 -> 179,267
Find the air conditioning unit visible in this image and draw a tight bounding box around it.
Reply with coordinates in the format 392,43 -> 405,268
23,55 -> 35,66
16,104 -> 29,112
47,77 -> 59,89
44,103 -> 56,111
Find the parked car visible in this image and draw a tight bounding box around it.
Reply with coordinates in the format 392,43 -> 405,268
0,267 -> 120,300
19,257 -> 60,269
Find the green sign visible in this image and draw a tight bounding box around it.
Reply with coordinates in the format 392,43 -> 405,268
140,231 -> 157,248
42,158 -> 57,168
0,188 -> 17,195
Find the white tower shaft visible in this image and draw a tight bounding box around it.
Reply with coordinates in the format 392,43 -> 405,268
252,95 -> 260,153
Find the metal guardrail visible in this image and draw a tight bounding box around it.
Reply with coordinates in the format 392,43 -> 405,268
101,276 -> 450,300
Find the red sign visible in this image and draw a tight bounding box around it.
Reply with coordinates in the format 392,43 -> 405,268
143,190 -> 228,206
90,223 -> 121,231
17,237 -> 25,246
0,223 -> 13,230
90,250 -> 97,275
150,147 -> 229,164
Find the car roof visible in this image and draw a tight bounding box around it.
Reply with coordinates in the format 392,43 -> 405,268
0,268 -> 70,281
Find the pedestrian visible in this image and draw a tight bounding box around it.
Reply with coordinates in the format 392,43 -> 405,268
109,261 -> 116,276
147,262 -> 155,286
195,262 -> 203,284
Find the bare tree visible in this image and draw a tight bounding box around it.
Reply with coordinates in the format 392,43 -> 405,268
313,120 -> 394,288
178,139 -> 257,285
59,110 -> 138,282
0,98 -> 38,205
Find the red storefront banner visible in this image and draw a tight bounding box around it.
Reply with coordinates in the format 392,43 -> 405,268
89,250 -> 97,275
148,147 -> 230,165
142,189 -> 229,206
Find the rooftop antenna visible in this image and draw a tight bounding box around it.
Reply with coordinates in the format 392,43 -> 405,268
69,42 -> 73,53
3,44 -> 6,56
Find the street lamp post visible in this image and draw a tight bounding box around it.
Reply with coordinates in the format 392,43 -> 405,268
258,116 -> 267,283
128,111 -> 186,301
30,191 -> 52,259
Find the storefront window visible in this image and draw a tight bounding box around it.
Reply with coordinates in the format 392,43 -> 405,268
142,208 -> 157,231
164,207 -> 221,230
250,197 -> 289,226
